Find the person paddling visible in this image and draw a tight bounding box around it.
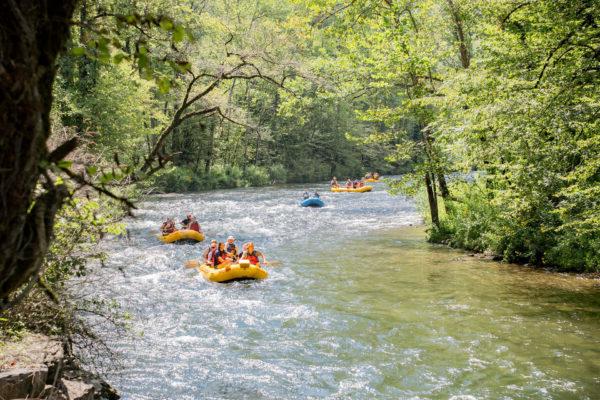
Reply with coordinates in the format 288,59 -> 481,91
204,240 -> 218,267
345,178 -> 353,188
226,235 -> 238,262
240,242 -> 266,265
215,242 -> 231,267
160,218 -> 176,235
181,213 -> 201,232
330,176 -> 339,188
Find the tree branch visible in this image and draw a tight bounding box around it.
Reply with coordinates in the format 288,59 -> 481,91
60,167 -> 136,212
535,30 -> 576,88
501,2 -> 531,28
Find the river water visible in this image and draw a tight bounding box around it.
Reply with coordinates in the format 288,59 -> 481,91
92,182 -> 600,399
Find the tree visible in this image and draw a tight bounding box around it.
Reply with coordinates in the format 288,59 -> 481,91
0,1 -> 79,303
0,0 -> 192,303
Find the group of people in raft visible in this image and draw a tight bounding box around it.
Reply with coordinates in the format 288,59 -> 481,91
329,172 -> 379,189
202,237 -> 266,269
160,213 -> 266,269
160,213 -> 201,234
302,191 -> 320,200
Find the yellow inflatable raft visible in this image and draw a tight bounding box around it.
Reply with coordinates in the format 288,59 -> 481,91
331,186 -> 373,193
158,229 -> 205,244
198,261 -> 268,283
364,178 -> 379,183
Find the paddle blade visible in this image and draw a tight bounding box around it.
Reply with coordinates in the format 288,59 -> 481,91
185,260 -> 199,268
264,260 -> 281,267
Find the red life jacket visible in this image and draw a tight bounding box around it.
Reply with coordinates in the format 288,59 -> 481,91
189,221 -> 200,232
207,248 -> 218,266
161,222 -> 175,234
246,251 -> 259,265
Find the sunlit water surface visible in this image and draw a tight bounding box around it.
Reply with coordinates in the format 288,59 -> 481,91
91,182 -> 600,399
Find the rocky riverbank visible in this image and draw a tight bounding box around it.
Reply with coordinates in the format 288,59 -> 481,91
0,333 -> 118,400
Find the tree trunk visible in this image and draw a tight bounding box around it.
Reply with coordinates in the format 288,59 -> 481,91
254,130 -> 261,165
242,128 -> 250,173
437,172 -> 451,199
425,172 -> 440,228
0,1 -> 79,302
205,124 -> 215,174
446,0 -> 471,69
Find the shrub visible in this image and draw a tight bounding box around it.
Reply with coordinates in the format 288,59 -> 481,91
432,179 -> 600,272
146,165 -> 279,192
243,165 -> 270,187
0,197 -> 129,363
268,164 -> 287,183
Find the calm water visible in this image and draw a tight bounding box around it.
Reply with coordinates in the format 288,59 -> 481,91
91,182 -> 600,399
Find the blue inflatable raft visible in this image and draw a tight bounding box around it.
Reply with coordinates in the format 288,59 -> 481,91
300,197 -> 325,207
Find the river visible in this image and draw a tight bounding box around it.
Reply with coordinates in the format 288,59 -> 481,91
90,182 -> 600,399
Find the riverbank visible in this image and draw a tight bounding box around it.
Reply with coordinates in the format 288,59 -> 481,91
0,333 -> 119,400
420,180 -> 600,274
141,165 -> 398,194
427,227 -> 600,279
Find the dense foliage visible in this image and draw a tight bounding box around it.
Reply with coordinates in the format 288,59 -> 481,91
307,0 -> 599,271
50,0 -> 404,196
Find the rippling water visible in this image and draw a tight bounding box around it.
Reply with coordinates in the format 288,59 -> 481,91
91,182 -> 600,399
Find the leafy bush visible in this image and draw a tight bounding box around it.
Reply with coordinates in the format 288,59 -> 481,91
268,164 -> 287,183
243,165 -> 270,187
1,197 -> 129,359
433,179 -> 600,272
146,164 -> 276,192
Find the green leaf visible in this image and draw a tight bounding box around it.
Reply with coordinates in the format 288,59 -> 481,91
71,47 -> 86,56
157,77 -> 172,94
159,18 -> 174,31
113,53 -> 126,64
57,160 -> 73,169
173,26 -> 185,43
100,172 -> 114,184
86,166 -> 98,176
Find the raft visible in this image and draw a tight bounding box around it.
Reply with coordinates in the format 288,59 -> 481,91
158,229 -> 205,244
300,197 -> 325,207
330,186 -> 373,193
197,261 -> 268,283
364,178 -> 380,183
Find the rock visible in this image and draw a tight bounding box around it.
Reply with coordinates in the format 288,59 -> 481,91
62,368 -> 119,400
61,379 -> 95,400
0,333 -> 118,400
0,333 -> 63,382
89,377 -> 120,400
0,366 -> 47,399
40,384 -> 68,400
43,342 -> 64,384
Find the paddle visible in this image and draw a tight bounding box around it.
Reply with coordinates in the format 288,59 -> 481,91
185,260 -> 200,268
263,260 -> 281,267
